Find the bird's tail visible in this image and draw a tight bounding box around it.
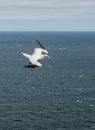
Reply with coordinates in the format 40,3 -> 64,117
22,52 -> 31,59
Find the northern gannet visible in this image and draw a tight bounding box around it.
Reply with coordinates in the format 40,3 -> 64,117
22,40 -> 49,68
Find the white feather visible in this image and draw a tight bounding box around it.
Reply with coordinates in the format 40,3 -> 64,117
22,52 -> 31,59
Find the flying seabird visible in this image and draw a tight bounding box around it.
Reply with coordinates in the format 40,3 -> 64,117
22,40 -> 49,68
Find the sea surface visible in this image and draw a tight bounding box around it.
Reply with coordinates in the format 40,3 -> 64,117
0,31 -> 95,130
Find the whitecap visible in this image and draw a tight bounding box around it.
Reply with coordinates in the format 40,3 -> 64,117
48,65 -> 52,68
10,46 -> 14,49
76,99 -> 82,103
59,48 -> 66,51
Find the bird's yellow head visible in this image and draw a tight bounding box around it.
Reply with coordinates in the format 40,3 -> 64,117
44,54 -> 49,58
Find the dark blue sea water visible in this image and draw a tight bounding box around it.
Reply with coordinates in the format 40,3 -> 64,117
0,31 -> 95,130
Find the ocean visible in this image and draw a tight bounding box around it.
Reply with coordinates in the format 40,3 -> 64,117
0,31 -> 95,130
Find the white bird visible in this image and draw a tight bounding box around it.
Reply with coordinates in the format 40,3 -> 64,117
22,40 -> 49,68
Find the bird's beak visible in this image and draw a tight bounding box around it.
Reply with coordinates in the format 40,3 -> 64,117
48,55 -> 50,58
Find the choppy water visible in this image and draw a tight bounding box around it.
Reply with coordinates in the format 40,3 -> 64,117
0,32 -> 95,130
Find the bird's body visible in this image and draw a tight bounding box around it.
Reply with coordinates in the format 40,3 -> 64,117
22,47 -> 48,68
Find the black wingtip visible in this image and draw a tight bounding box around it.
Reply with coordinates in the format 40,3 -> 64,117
24,64 -> 39,68
36,40 -> 45,50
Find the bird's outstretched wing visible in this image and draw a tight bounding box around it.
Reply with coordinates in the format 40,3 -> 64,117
36,40 -> 45,50
33,48 -> 48,55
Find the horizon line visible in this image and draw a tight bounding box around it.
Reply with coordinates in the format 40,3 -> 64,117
0,30 -> 95,32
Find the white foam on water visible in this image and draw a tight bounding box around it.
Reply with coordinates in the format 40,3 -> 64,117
59,48 -> 66,51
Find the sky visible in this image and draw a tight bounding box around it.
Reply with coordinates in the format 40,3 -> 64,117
0,0 -> 95,31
